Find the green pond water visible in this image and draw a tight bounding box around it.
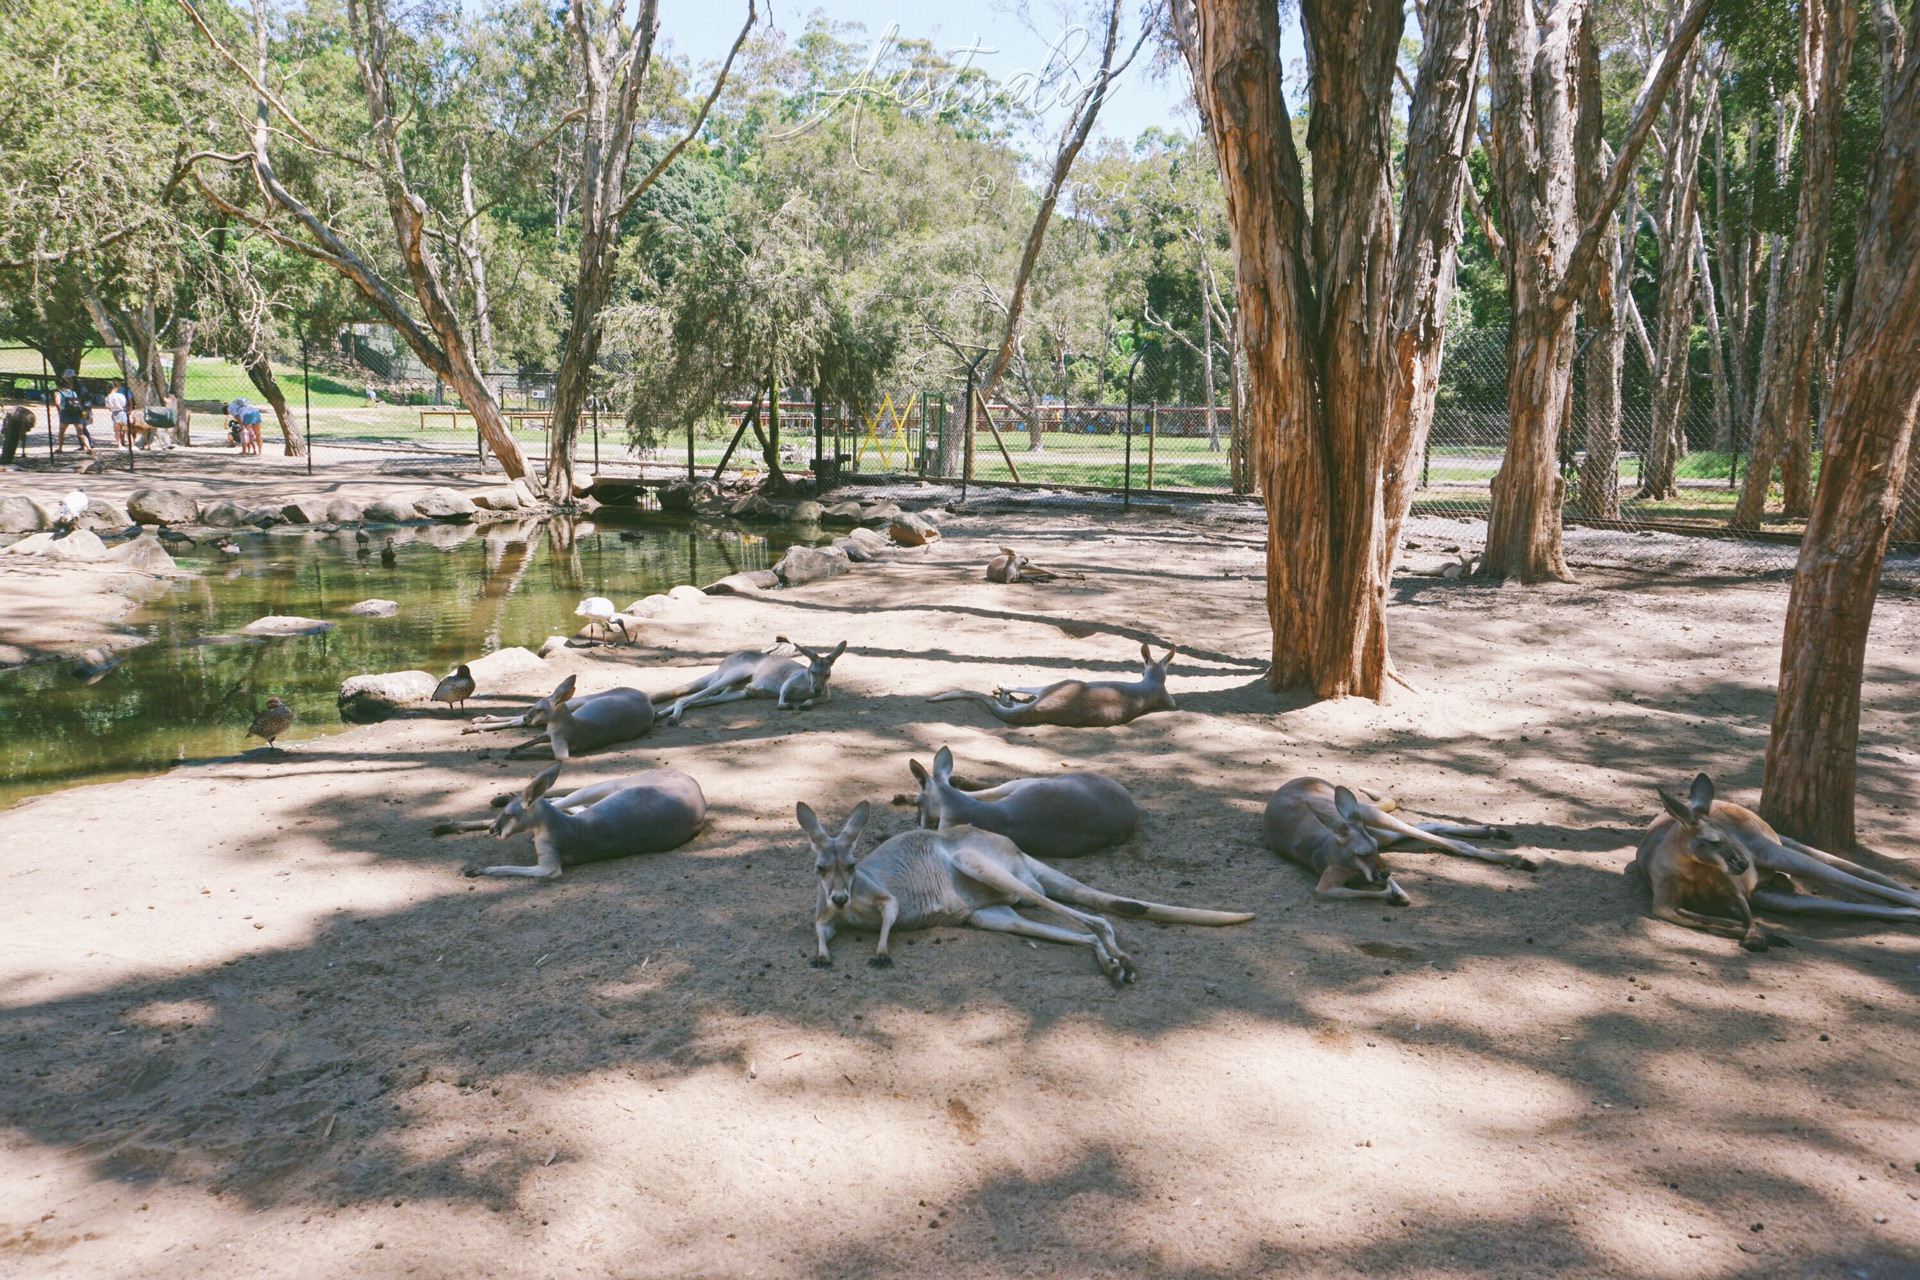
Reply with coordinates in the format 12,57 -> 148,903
0,516 -> 808,810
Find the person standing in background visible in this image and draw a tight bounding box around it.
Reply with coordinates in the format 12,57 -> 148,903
105,380 -> 131,447
54,371 -> 93,453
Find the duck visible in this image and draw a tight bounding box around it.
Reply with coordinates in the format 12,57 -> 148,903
157,527 -> 197,547
219,539 -> 242,557
433,663 -> 476,712
247,697 -> 295,751
574,596 -> 627,644
355,527 -> 371,548
380,538 -> 397,568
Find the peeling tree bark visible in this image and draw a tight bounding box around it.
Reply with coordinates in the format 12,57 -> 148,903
1761,5 -> 1920,850
1640,47 -> 1712,501
1731,0 -> 1858,530
1575,28 -> 1622,523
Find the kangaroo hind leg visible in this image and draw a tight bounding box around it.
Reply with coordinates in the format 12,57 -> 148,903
951,850 -> 1134,984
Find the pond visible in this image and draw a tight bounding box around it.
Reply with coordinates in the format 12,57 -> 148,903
0,516 -> 808,810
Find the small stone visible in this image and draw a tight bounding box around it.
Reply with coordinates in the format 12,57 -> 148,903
666,585 -> 706,604
346,599 -> 399,618
241,615 -> 334,637
338,669 -> 440,722
537,635 -> 570,659
109,534 -> 177,572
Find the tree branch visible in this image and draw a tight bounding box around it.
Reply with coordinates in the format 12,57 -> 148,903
615,0 -> 756,221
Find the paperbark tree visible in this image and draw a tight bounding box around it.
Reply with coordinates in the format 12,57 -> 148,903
1478,0 -> 1715,581
1731,0 -> 1858,530
174,0 -> 529,479
1639,46 -> 1713,501
1175,0 -> 1487,698
1761,1 -> 1920,850
1574,25 -> 1623,523
543,0 -> 754,501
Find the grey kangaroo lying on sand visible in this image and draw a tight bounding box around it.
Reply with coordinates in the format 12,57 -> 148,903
798,801 -> 1252,984
985,547 -> 1079,583
929,643 -> 1176,727
1637,773 -> 1920,950
1263,777 -> 1531,906
909,745 -> 1137,858
450,762 -> 705,880
652,636 -> 846,725
480,675 -> 655,760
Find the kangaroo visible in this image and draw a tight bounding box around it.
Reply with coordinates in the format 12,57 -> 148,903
503,675 -> 655,760
1263,777 -> 1531,906
651,636 -> 846,725
463,762 -> 705,879
1637,773 -> 1920,948
908,746 -> 1137,858
985,547 -> 1078,584
929,643 -> 1177,727
799,802 -> 1252,983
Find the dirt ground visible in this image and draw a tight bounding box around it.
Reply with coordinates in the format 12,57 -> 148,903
3,509 -> 1919,1280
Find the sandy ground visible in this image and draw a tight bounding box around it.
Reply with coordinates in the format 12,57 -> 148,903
3,509 -> 1920,1280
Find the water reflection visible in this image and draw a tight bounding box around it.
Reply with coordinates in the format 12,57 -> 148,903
0,516 -> 806,809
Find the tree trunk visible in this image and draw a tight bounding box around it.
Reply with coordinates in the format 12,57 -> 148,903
1479,0 -> 1715,580
244,356 -> 302,456
1200,284 -> 1219,452
1576,88 -> 1625,526
168,320 -> 193,444
1732,0 -> 1857,530
1892,446 -> 1920,545
1761,8 -> 1920,850
1695,215 -> 1734,453
1640,49 -> 1710,501
1711,105 -> 1756,437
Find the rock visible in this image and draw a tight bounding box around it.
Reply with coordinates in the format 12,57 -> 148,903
833,537 -> 876,563
414,487 -> 478,520
471,487 -> 522,511
242,506 -> 286,529
788,499 -> 825,525
279,497 -> 330,526
338,669 -> 439,723
538,635 -> 571,658
655,481 -> 694,514
820,501 -> 866,528
198,499 -> 244,528
70,647 -> 125,683
127,488 -> 198,525
859,502 -> 904,525
774,544 -> 852,586
77,498 -> 132,533
412,522 -> 478,550
510,478 -> 541,508
889,511 -> 942,546
844,526 -> 890,551
465,646 -> 546,684
623,593 -> 676,618
109,534 -> 177,572
0,494 -> 46,533
360,496 -> 416,524
242,615 -> 335,637
666,585 -> 707,605
703,570 -> 780,595
347,599 -> 399,618
6,529 -> 108,560
324,497 -> 364,524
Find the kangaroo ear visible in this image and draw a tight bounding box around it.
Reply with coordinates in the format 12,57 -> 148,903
526,762 -> 563,802
1160,645 -> 1178,665
795,802 -> 827,843
909,759 -> 929,784
933,745 -> 953,780
1139,642 -> 1153,664
1688,772 -> 1715,818
1333,785 -> 1364,823
842,801 -> 871,842
826,640 -> 847,663
550,674 -> 577,703
1657,787 -> 1697,825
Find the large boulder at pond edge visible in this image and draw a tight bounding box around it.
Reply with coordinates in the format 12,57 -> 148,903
703,569 -> 780,595
5,529 -> 108,560
464,646 -> 546,685
127,488 -> 199,526
324,497 -> 364,524
787,499 -> 824,525
242,506 -> 286,529
360,496 -> 416,524
820,501 -> 866,528
279,497 -> 330,526
0,494 -> 46,533
77,498 -> 132,533
889,511 -> 942,547
242,615 -> 334,637
109,534 -> 176,572
198,499 -> 244,528
413,488 -> 477,521
471,487 -> 521,511
773,544 -> 852,586
338,669 -> 440,722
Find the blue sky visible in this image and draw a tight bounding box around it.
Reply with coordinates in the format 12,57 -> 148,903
653,0 -> 1307,152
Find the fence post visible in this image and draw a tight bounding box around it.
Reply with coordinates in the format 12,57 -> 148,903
1124,369 -> 1134,512
686,414 -> 695,480
41,352 -> 53,461
302,331 -> 313,477
962,361 -> 974,503
591,391 -> 600,476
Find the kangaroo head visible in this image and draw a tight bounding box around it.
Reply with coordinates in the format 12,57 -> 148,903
1140,643 -> 1178,710
798,800 -> 871,909
908,746 -> 959,830
492,762 -> 563,837
1323,784 -> 1388,881
794,640 -> 847,693
1657,773 -> 1745,873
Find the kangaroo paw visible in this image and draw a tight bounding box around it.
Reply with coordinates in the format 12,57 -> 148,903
1740,933 -> 1770,953
1761,931 -> 1794,949
868,954 -> 893,969
1099,951 -> 1137,986
809,955 -> 832,969
1508,855 -> 1540,872
431,822 -> 461,836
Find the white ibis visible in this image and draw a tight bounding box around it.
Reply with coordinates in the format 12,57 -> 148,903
574,596 -> 628,644
54,488 -> 88,532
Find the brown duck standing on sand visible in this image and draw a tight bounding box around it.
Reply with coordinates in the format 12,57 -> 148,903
248,697 -> 295,751
433,663 -> 476,712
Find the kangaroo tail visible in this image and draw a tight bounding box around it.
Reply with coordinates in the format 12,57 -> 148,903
928,690 -> 1024,724
1041,874 -> 1253,925
650,679 -> 707,704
